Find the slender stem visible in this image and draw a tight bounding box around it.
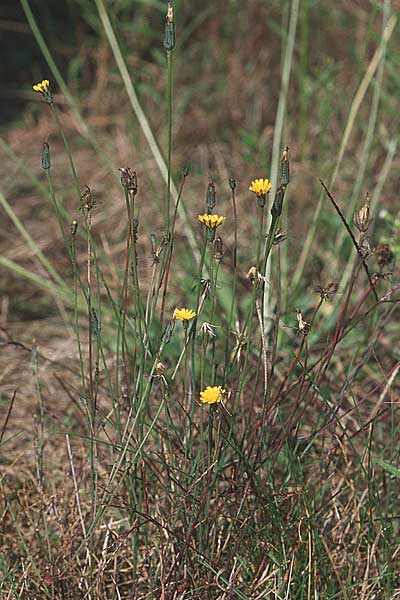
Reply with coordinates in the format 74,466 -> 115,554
166,49 -> 173,237
224,184 -> 238,383
319,179 -> 378,301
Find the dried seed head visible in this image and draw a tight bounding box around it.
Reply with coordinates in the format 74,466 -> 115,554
246,266 -> 266,287
206,180 -> 216,213
296,308 -> 311,335
359,238 -> 372,259
119,167 -> 138,194
80,186 -> 100,211
246,266 -> 257,284
200,322 -> 219,338
314,282 -> 339,302
354,193 -> 372,232
229,177 -> 236,190
375,243 -> 394,269
41,141 -> 51,170
273,228 -> 287,245
156,360 -> 166,375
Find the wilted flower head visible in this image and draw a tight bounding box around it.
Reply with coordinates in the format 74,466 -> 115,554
119,167 -> 138,194
296,308 -> 310,335
249,178 -> 272,207
199,385 -> 225,405
354,193 -> 372,233
375,243 -> 394,270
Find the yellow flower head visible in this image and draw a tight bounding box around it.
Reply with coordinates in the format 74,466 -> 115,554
200,385 -> 225,405
249,179 -> 272,197
173,308 -> 197,322
198,214 -> 226,229
32,79 -> 50,95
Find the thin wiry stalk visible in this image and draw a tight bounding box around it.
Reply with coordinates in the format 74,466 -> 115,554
263,0 -> 299,334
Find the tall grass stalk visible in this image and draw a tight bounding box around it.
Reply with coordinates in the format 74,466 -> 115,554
263,0 -> 299,336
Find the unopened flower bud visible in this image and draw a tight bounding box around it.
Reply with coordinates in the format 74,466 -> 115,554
214,236 -> 224,261
164,2 -> 175,50
41,142 -> 51,170
71,220 -> 78,236
281,146 -> 290,187
206,181 -> 216,213
271,185 -> 285,219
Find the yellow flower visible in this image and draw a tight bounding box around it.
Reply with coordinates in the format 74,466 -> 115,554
198,214 -> 225,229
173,308 -> 197,322
32,79 -> 50,95
199,385 -> 225,405
249,178 -> 272,197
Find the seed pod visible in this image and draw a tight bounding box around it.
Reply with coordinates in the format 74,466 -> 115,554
41,142 -> 51,170
229,177 -> 236,190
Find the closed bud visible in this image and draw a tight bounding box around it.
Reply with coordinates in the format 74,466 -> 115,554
206,180 -> 216,213
41,142 -> 51,170
281,146 -> 290,186
71,220 -> 78,236
164,2 -> 175,50
214,236 -> 224,261
271,185 -> 285,219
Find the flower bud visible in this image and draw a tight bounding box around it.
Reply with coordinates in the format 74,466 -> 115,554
214,236 -> 224,261
206,181 -> 216,213
41,142 -> 51,170
271,185 -> 285,219
281,146 -> 290,187
164,3 -> 175,50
